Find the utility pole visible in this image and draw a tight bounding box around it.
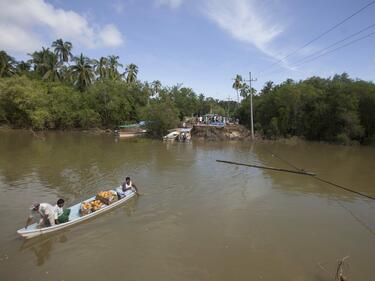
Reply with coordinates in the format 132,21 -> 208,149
244,72 -> 257,140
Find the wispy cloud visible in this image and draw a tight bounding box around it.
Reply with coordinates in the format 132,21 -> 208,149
155,0 -> 183,9
0,0 -> 124,54
201,0 -> 284,60
111,0 -> 126,14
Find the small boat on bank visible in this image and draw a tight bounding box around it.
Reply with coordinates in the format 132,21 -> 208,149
17,189 -> 136,239
115,122 -> 148,138
117,130 -> 147,138
163,128 -> 192,141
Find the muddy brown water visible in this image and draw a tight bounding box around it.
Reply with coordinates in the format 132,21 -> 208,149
0,131 -> 374,281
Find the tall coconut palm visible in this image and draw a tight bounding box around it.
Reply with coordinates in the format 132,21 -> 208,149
70,54 -> 94,91
0,51 -> 17,77
60,65 -> 73,83
262,81 -> 274,94
232,74 -> 243,106
107,55 -> 122,79
151,80 -> 162,97
42,52 -> 61,82
240,84 -> 250,98
125,63 -> 138,83
16,60 -> 31,74
29,47 -> 52,77
52,39 -> 73,64
93,57 -> 109,80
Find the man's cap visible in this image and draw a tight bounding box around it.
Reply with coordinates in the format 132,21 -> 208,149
30,202 -> 40,210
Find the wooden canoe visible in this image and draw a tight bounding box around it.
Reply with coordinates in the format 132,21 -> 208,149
17,189 -> 136,239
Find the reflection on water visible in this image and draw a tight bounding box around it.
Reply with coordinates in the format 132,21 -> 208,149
0,131 -> 374,281
20,234 -> 68,266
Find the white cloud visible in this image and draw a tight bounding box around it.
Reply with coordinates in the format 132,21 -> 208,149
155,0 -> 183,9
0,23 -> 41,53
111,0 -> 125,14
201,0 -> 283,60
0,0 -> 124,54
99,24 -> 125,47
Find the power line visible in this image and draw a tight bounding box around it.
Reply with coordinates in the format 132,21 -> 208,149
259,0 -> 375,74
262,24 -> 375,77
292,22 -> 375,66
293,29 -> 375,67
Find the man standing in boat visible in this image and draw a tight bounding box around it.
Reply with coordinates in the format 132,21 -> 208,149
25,202 -> 55,229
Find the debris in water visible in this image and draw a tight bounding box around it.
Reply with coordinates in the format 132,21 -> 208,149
318,256 -> 350,281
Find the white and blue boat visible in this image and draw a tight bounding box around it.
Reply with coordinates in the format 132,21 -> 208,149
17,189 -> 136,239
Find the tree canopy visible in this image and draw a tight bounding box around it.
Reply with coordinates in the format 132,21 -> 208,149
237,74 -> 375,144
1,39 -> 374,144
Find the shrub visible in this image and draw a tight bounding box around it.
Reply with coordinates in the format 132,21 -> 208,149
140,100 -> 180,136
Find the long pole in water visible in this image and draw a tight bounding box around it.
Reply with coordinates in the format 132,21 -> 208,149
216,160 -> 316,176
260,147 -> 375,201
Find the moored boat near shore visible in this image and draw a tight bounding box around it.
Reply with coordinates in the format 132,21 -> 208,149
115,122 -> 148,138
163,128 -> 192,141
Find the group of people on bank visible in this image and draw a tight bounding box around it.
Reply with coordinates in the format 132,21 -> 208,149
25,177 -> 139,229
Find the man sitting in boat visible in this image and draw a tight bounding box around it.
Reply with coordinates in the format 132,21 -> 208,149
25,202 -> 55,229
117,176 -> 139,198
53,199 -> 71,224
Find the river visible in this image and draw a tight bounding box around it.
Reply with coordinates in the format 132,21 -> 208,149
0,131 -> 374,281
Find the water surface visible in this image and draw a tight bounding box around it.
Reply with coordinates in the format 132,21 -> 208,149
0,131 -> 374,281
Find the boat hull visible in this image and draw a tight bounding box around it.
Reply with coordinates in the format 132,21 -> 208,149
118,132 -> 145,138
17,189 -> 136,239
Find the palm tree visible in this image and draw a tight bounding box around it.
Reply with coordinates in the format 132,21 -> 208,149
70,54 -> 94,91
125,63 -> 138,83
42,52 -> 61,82
93,57 -> 109,80
107,55 -> 123,79
0,51 -> 17,77
240,84 -> 250,98
60,65 -> 73,83
52,39 -> 73,64
151,80 -> 162,97
232,74 -> 243,106
16,60 -> 31,74
261,81 -> 274,95
29,47 -> 52,77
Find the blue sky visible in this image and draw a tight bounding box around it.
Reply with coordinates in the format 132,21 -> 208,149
1,0 -> 374,100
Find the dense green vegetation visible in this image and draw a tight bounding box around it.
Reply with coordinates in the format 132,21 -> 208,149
237,74 -> 375,144
0,40 -> 231,136
1,39 -> 374,143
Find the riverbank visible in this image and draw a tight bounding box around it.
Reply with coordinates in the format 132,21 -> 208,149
2,125 -> 374,146
0,125 -> 114,135
192,124 -> 253,140
0,123 -> 255,141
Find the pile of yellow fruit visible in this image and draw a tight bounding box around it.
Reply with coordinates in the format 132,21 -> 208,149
81,202 -> 91,210
97,191 -> 116,199
81,200 -> 104,213
91,200 -> 103,211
